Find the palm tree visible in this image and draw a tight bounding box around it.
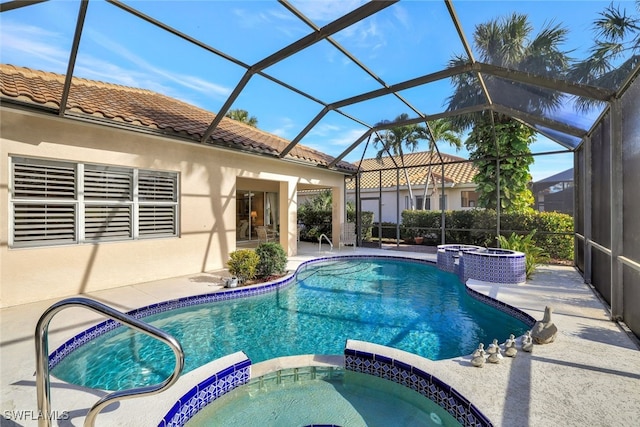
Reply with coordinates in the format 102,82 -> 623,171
418,119 -> 462,210
569,1 -> 640,111
446,13 -> 570,212
448,13 -> 570,123
225,109 -> 258,127
373,113 -> 425,210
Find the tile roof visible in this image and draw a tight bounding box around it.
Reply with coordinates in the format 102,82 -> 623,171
0,64 -> 357,173
354,150 -> 478,190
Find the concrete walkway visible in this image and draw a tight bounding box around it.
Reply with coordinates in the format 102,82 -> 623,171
1,243 -> 638,426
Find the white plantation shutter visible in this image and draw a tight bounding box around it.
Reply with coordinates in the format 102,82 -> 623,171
83,166 -> 133,241
85,205 -> 132,240
139,172 -> 177,237
10,157 -> 178,247
139,205 -> 176,236
13,159 -> 76,199
12,159 -> 77,245
139,172 -> 176,201
84,166 -> 132,200
13,203 -> 76,244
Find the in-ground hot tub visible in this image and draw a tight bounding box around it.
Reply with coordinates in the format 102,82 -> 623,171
437,244 -> 483,273
437,245 -> 526,284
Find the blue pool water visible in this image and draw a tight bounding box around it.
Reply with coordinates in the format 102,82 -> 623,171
186,367 -> 459,427
52,258 -> 529,391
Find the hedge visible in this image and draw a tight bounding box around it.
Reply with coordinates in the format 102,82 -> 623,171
401,209 -> 573,260
297,209 -> 373,242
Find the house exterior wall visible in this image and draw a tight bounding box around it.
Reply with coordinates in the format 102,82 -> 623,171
349,183 -> 478,223
0,108 -> 346,307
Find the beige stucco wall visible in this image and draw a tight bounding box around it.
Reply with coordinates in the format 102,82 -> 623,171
0,108 -> 347,307
353,183 -> 478,222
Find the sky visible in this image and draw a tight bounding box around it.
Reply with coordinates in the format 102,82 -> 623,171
0,0 -> 632,181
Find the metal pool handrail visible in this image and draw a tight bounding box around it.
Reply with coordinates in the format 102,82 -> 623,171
318,233 -> 333,251
35,297 -> 185,427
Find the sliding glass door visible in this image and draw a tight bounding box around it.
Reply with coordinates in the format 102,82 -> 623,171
236,190 -> 278,242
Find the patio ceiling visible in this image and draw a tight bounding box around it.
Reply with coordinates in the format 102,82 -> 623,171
1,0 -> 638,170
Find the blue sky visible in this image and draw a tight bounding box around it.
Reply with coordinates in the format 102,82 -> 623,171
0,0 -> 630,181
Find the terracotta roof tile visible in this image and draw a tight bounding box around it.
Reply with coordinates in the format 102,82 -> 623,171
353,150 -> 477,190
0,64 -> 356,172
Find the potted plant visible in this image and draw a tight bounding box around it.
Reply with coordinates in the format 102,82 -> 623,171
414,231 -> 424,245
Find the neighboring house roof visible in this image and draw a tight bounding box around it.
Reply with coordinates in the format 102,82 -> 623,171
534,168 -> 574,184
0,64 -> 357,173
353,150 -> 478,190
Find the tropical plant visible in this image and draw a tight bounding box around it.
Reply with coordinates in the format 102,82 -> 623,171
225,109 -> 258,127
467,119 -> 535,212
497,230 -> 550,279
373,113 -> 426,210
447,13 -> 571,212
255,242 -> 288,278
226,249 -> 260,283
569,0 -> 640,111
297,189 -> 357,240
417,119 -> 462,210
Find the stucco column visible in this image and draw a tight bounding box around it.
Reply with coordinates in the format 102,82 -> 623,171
332,184 -> 346,248
281,180 -> 295,256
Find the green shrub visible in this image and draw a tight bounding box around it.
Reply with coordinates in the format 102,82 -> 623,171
255,242 -> 288,278
359,211 -> 374,241
227,249 -> 259,283
497,230 -> 550,279
532,212 -> 574,260
400,209 -> 573,261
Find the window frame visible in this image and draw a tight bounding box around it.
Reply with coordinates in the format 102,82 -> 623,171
461,190 -> 479,208
9,156 -> 179,248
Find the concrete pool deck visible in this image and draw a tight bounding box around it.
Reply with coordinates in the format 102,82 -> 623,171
1,243 -> 638,426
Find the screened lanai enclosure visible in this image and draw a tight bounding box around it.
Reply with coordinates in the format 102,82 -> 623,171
1,1 -> 638,336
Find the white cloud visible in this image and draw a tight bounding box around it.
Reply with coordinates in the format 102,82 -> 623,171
309,122 -> 342,137
269,116 -> 297,138
290,0 -> 366,23
328,128 -> 368,146
85,29 -> 232,99
0,22 -> 70,71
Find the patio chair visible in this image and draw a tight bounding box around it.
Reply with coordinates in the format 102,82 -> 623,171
256,226 -> 277,243
339,222 -> 357,250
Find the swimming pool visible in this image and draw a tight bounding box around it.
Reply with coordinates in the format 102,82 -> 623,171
51,257 -> 530,391
185,366 -> 458,427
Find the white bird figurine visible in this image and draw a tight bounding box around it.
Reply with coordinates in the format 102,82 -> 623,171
504,334 -> 518,357
503,334 -> 515,348
487,345 -> 503,363
486,338 -> 499,355
521,331 -> 533,352
471,347 -> 486,367
472,343 -> 485,358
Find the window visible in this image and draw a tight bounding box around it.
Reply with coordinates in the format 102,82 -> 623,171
10,157 -> 178,247
461,191 -> 479,208
440,195 -> 447,210
416,196 -> 431,210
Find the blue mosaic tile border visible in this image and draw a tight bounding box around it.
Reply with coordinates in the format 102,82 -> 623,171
436,245 -> 526,285
465,286 -> 536,327
461,251 -> 526,284
437,245 -> 482,273
158,357 -> 251,427
48,273 -> 296,370
344,349 -> 492,427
